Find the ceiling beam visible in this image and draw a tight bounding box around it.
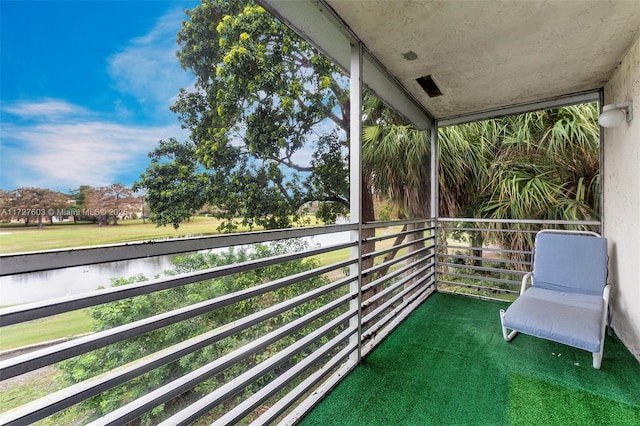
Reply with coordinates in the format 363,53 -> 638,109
438,90 -> 601,127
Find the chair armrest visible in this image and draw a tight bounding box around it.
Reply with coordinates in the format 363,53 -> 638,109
520,272 -> 533,295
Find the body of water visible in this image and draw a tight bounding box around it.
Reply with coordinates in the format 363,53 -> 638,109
0,255 -> 179,306
0,232 -> 351,305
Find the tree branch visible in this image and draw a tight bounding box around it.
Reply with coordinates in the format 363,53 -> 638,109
275,181 -> 294,204
320,195 -> 350,209
267,155 -> 314,172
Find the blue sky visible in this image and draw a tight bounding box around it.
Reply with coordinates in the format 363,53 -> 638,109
1,0 -> 200,193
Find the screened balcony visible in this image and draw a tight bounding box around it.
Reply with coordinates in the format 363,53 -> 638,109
258,0 -> 639,367
2,0 -> 639,424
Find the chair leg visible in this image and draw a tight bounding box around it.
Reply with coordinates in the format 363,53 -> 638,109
593,316 -> 608,369
500,309 -> 518,342
593,290 -> 610,369
593,350 -> 603,369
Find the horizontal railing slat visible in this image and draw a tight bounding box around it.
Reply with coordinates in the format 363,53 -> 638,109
439,271 -> 521,287
363,263 -> 433,309
362,245 -> 432,279
437,280 -> 519,295
364,226 -> 434,244
363,254 -> 434,294
362,270 -> 434,327
0,224 -> 357,276
438,288 -> 513,303
361,218 -> 435,230
439,243 -> 530,257
439,262 -> 526,277
363,234 -> 433,260
439,253 -> 531,267
214,332 -> 356,425
362,276 -> 435,345
254,343 -> 357,425
0,244 -> 356,326
437,218 -> 600,225
158,327 -> 357,425
0,257 -> 356,379
0,281 -> 356,425
89,307 -> 356,426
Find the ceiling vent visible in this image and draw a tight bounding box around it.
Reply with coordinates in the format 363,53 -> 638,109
416,75 -> 443,98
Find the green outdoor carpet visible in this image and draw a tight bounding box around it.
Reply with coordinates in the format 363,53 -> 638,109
300,292 -> 640,425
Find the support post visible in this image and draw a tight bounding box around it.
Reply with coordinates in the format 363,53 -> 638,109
349,42 -> 363,363
430,122 -> 439,291
598,89 -> 605,236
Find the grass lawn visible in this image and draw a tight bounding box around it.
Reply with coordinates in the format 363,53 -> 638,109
0,365 -> 90,424
0,216 -> 263,254
0,309 -> 93,351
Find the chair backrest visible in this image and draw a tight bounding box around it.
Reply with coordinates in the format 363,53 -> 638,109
532,231 -> 608,296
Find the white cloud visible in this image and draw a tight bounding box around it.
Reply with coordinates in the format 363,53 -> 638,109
2,99 -> 91,120
0,7 -> 197,193
108,7 -> 194,111
1,100 -> 181,191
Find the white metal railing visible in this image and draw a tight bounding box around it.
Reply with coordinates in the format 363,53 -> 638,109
0,219 -> 436,425
436,218 -> 601,301
2,218 -> 600,424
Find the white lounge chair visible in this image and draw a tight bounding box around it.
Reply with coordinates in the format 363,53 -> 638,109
500,230 -> 610,369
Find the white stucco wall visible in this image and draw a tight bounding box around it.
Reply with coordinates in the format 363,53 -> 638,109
603,35 -> 640,362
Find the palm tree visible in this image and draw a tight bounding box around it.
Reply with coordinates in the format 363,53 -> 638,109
361,96 -> 434,302
364,101 -> 600,270
484,104 -> 599,221
363,124 -> 431,219
479,103 -> 600,264
437,120 -> 503,265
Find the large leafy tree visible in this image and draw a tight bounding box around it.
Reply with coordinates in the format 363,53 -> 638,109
136,0 -> 359,231
84,184 -> 136,226
1,187 -> 70,228
68,185 -> 93,224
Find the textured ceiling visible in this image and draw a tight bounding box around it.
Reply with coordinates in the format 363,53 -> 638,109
325,0 -> 640,120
